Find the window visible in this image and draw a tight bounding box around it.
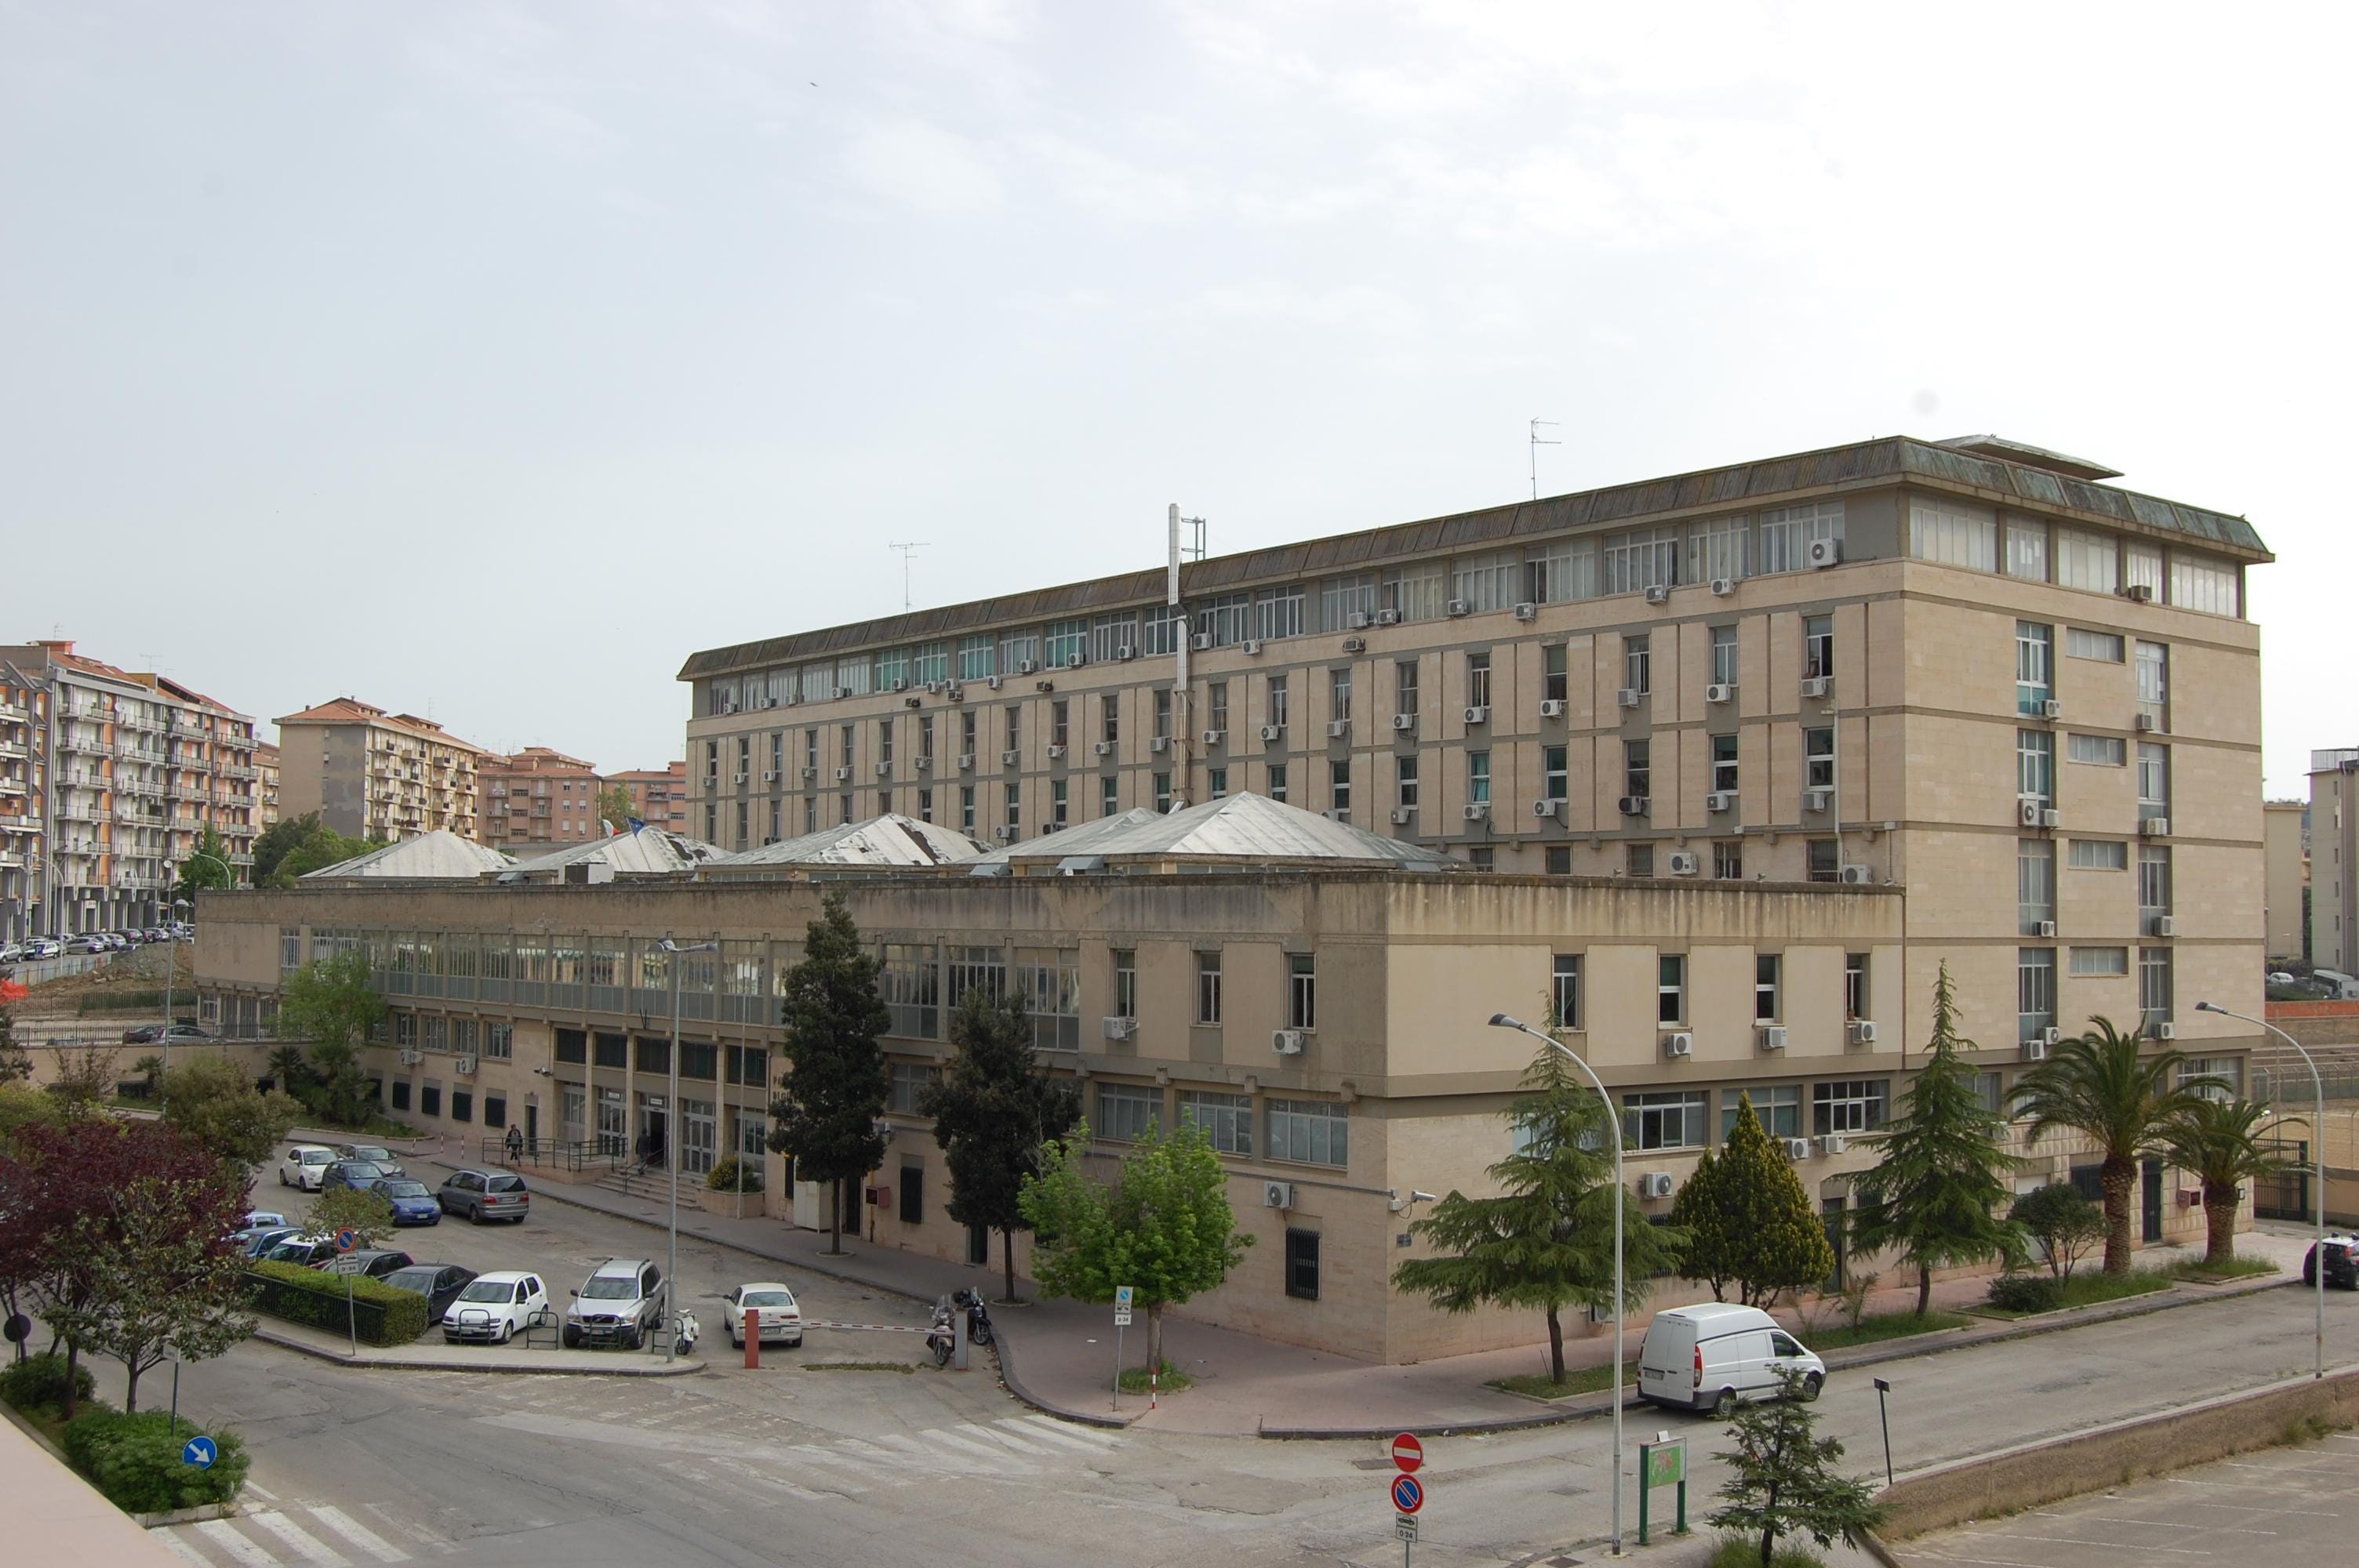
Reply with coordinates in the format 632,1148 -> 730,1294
1754,953 -> 1781,1021
1449,550 -> 1518,614
1321,574 -> 1377,630
1208,681 -> 1229,734
1207,767 -> 1227,800
2070,838 -> 2129,870
877,718 -> 895,769
391,1080 -> 410,1111
2178,1057 -> 2240,1102
1845,953 -> 1869,1020
1110,950 -> 1136,1019
2135,641 -> 2168,729
1626,739 -> 1651,801
1285,1229 -> 1321,1300
1628,841 -> 1655,877
1143,604 -> 1185,656
1097,1083 -> 1162,1142
1812,1080 -> 1888,1135
451,1089 -> 473,1123
1194,593 -> 1250,647
1545,846 -> 1572,875
485,1024 -> 513,1059
1710,625 -> 1738,688
1602,526 -> 1679,594
2053,524 -> 2118,593
1180,1091 -> 1252,1154
1756,500 -> 1843,575
2019,838 -> 2055,934
1467,652 -> 1491,710
1524,539 -> 1597,604
1004,781 -> 1020,833
882,943 -> 940,1039
1267,676 -> 1289,732
280,929 -> 302,971
2018,729 -> 2055,804
911,642 -> 948,685
1050,699 -> 1070,750
1724,1085 -> 1802,1141
1710,733 -> 1738,794
1807,839 -> 1841,882
1542,745 -> 1567,804
1382,564 -> 1446,622
2067,627 -> 2125,662
871,648 -> 906,691
2068,733 -> 2125,766
2005,517 -> 2048,581
2139,845 -> 2172,924
1154,771 -> 1171,812
957,634 -> 997,681
2019,948 -> 2056,1042
1329,759 -> 1350,818
1714,839 -> 1743,880
1623,1091 -> 1707,1150
1550,955 -> 1582,1029
959,784 -> 976,832
1288,953 -> 1316,1030
1099,693 -> 1120,747
998,630 -> 1040,672
2016,622 -> 2052,715
1395,659 -> 1419,718
1195,951 -> 1222,1025
1100,775 -> 1118,816
420,1083 -> 442,1117
1469,847 -> 1495,872
2136,742 -> 2170,821
1623,634 -> 1651,696
1050,779 -> 1070,826
1802,615 -> 1834,682
1543,643 -> 1568,704
1254,585 -> 1306,641
2070,946 -> 2128,976
1003,705 -> 1023,757
1804,728 -> 1835,792
889,1062 -> 942,1114
1909,495 -> 1997,570
1396,754 -> 1419,812
960,710 -> 977,760
945,945 -> 1005,1009
1658,953 -> 1685,1023
2171,551 -> 2239,616
1153,687 -> 1172,740
1267,763 -> 1287,803
1468,751 -> 1491,808
2125,539 -> 2164,601
2139,947 -> 2174,1031
1329,667 -> 1351,725
1089,613 -> 1138,664
1686,515 -> 1749,584
1267,1098 -> 1349,1167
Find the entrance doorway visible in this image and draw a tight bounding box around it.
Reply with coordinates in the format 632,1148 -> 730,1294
525,1103 -> 539,1145
968,1222 -> 990,1267
2142,1158 -> 2165,1243
639,1098 -> 668,1167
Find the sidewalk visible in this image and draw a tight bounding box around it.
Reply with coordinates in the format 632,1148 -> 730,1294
253,1315 -> 707,1376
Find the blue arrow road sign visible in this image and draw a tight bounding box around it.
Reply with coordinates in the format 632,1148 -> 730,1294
1390,1473 -> 1424,1514
183,1436 -> 217,1469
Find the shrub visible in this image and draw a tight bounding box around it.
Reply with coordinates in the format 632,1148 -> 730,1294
61,1406 -> 247,1513
244,1261 -> 429,1345
0,1350 -> 96,1415
704,1156 -> 764,1193
1985,1272 -> 2066,1313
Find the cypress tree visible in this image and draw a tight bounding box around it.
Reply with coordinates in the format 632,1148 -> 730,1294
768,891 -> 892,1254
1702,1094 -> 1834,1308
922,988 -> 1080,1302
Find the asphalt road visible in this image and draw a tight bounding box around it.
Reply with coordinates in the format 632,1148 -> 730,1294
137,1178 -> 2356,1568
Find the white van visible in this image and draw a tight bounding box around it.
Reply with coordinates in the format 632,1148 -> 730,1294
1637,1302 -> 1826,1416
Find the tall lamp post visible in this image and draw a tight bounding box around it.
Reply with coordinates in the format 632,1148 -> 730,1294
660,937 -> 718,1364
154,895 -> 195,1114
1489,1011 -> 1627,1557
2195,1000 -> 2324,1381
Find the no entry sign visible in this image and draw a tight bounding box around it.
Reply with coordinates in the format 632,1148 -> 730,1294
1391,1432 -> 1423,1473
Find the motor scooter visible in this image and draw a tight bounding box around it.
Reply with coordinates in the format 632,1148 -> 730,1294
951,1286 -> 994,1348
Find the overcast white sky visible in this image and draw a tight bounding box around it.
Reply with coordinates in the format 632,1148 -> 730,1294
4,2 -> 2349,794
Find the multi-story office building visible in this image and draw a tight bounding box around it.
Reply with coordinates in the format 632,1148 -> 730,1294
0,641 -> 262,933
2263,799 -> 2308,965
478,748 -> 605,851
681,435 -> 2271,1059
0,662 -> 49,942
2310,750 -> 2358,976
256,742 -> 281,832
609,763 -> 689,834
275,699 -> 488,844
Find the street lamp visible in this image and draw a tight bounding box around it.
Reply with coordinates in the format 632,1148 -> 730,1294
155,898 -> 194,1115
2196,1000 -> 2324,1381
660,937 -> 719,1364
1489,1011 -> 1627,1557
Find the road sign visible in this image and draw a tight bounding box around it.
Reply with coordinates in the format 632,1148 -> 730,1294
1390,1474 -> 1424,1515
333,1228 -> 359,1253
1394,1514 -> 1419,1543
329,1254 -> 368,1276
182,1436 -> 216,1469
1114,1286 -> 1134,1308
1114,1308 -> 1132,1327
1391,1432 -> 1423,1472
1645,1437 -> 1686,1488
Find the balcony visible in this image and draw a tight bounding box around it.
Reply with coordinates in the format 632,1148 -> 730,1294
0,739 -> 24,760
0,701 -> 28,723
60,732 -> 106,756
0,777 -> 26,797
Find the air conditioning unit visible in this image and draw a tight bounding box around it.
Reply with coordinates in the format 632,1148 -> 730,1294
2125,583 -> 2155,603
1463,705 -> 1489,725
994,825 -> 1020,841
1321,808 -> 1348,822
1259,724 -> 1281,742
1804,788 -> 1832,814
1445,599 -> 1471,618
1711,577 -> 1736,596
2135,713 -> 2157,731
1342,637 -> 1367,655
1644,584 -> 1670,605
761,770 -> 778,783
1391,713 -> 1416,731
2042,699 -> 2063,720
1801,676 -> 1831,700
2043,1025 -> 2064,1045
1706,683 -> 1734,704
1758,1025 -> 1788,1051
1047,745 -> 1067,760
2018,798 -> 2043,827
987,675 -> 1004,690
1784,1137 -> 1812,1160
1807,538 -> 1842,568
835,685 -> 852,699
1619,795 -> 1649,816
1016,660 -> 1038,676
1532,799 -> 1560,819
2033,920 -> 2057,938
1346,612 -> 1371,630
914,755 -> 932,771
1840,863 -> 1874,885
1513,602 -> 1537,622
1092,740 -> 1114,757
399,1049 -> 422,1066
1115,645 -> 1136,662
1242,640 -> 1264,657
1272,1029 -> 1306,1055
1616,688 -> 1642,709
456,1054 -> 478,1076
1531,699 -> 1564,720
1376,608 -> 1402,626
1667,850 -> 1699,876
2152,1021 -> 2177,1040
874,761 -> 892,777
889,679 -> 910,694
732,771 -> 749,785
1707,790 -> 1735,814
924,681 -> 943,695
2041,808 -> 2062,829
2019,1038 -> 2049,1062
1390,807 -> 1414,825
1103,1016 -> 1136,1042
1327,719 -> 1350,738
834,766 -> 852,782
1816,1133 -> 1847,1156
1263,1181 -> 1295,1209
1463,804 -> 1488,821
957,753 -> 976,771
2141,817 -> 2171,837
993,749 -> 1016,767
799,766 -> 816,781
1848,1019 -> 1878,1047
1638,1172 -> 1675,1199
2154,915 -> 2177,937
1147,735 -> 1170,753
1201,729 -> 1225,746
1661,1031 -> 1693,1058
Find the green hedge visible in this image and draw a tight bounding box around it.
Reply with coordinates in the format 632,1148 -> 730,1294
61,1407 -> 248,1513
245,1261 -> 430,1345
0,1350 -> 96,1416
1985,1272 -> 2066,1313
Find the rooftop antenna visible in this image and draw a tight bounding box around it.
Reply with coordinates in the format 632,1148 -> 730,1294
1529,418 -> 1560,500
888,541 -> 929,612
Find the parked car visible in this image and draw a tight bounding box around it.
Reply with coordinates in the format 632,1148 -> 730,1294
437,1169 -> 530,1224
334,1145 -> 407,1180
321,1160 -> 394,1192
236,1225 -> 303,1258
338,1248 -> 416,1281
385,1263 -> 478,1322
0,943 -> 24,964
122,1022 -> 218,1044
564,1258 -> 665,1348
1637,1302 -> 1826,1416
278,1145 -> 339,1191
373,1179 -> 442,1226
66,935 -> 109,955
720,1283 -> 803,1348
243,1209 -> 289,1229
22,939 -> 60,960
2303,1236 -> 2359,1289
261,1237 -> 343,1269
442,1270 -> 550,1345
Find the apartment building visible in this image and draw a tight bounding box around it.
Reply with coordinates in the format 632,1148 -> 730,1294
0,641 -> 263,935
2310,750 -> 2358,976
680,434 -> 2271,1060
275,699 -> 487,844
609,763 -> 689,835
2263,799 -> 2308,964
478,748 -> 606,851
0,664 -> 47,942
256,742 -> 281,831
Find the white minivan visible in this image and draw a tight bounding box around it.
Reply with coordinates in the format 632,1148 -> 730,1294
1637,1302 -> 1826,1417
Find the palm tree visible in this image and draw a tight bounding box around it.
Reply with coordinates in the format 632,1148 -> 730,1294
265,1044 -> 313,1094
2009,1018 -> 2220,1276
2153,1097 -> 2293,1265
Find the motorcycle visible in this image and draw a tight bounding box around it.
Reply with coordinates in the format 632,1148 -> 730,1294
952,1287 -> 994,1348
674,1307 -> 701,1358
925,1302 -> 957,1367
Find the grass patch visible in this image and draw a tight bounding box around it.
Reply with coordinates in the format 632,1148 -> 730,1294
1707,1534 -> 1826,1567
2167,1255 -> 2277,1281
1117,1359 -> 1195,1393
801,1360 -> 915,1374
1979,1267 -> 2175,1318
1805,1308 -> 1969,1350
1488,1363 -> 1640,1400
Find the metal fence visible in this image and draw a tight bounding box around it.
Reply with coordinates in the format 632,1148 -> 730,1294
2253,1064 -> 2359,1106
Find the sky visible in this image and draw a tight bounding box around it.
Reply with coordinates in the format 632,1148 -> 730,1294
3,1 -> 2350,795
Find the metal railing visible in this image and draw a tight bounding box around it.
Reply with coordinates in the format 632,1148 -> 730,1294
474,1134 -> 628,1174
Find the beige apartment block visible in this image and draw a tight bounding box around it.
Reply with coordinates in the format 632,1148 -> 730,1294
478,747 -> 605,851
609,762 -> 690,835
276,698 -> 488,844
2312,750 -> 2358,976
256,741 -> 281,831
0,663 -> 47,942
2263,799 -> 2308,964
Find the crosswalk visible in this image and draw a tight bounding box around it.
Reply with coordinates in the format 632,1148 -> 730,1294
151,1417 -> 1124,1566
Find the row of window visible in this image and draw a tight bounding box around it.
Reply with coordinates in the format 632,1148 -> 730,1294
2017,945 -> 2178,1040
2014,621 -> 2170,728
2019,841 -> 2173,930
1551,949 -> 1874,1029
384,1014 -> 515,1057
1087,1085 -> 1350,1166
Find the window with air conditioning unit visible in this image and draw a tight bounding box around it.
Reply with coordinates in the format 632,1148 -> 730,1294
1463,705 -> 1488,725
1666,851 -> 1699,876
1804,787 -> 1831,814
1259,724 -> 1281,742
1757,1025 -> 1787,1051
1531,699 -> 1565,720
1783,1137 -> 1812,1160
1512,602 -> 1537,621
1149,735 -> 1169,753
1102,1016 -> 1136,1042
1807,537 -> 1842,568
1345,612 -> 1370,630
1462,804 -> 1487,821
1445,599 -> 1471,617
1637,1172 -> 1675,1199
2017,798 -> 2043,827
1376,608 -> 1401,626
1644,585 -> 1670,604
1532,799 -> 1560,819
834,766 -> 851,782
1816,1132 -> 1847,1155
1847,1019 -> 1877,1047
1271,1029 -> 1305,1054
1661,1031 -> 1693,1058
1619,795 -> 1649,816
1801,675 -> 1831,699
1391,713 -> 1416,731
2140,817 -> 2171,837
1262,1181 -> 1295,1208
1200,730 -> 1224,747
1706,683 -> 1734,704
1706,790 -> 1735,814
1326,719 -> 1350,738
1711,577 -> 1736,596
1242,639 -> 1263,656
2021,1038 -> 2048,1062
1839,864 -> 1874,885
1389,807 -> 1413,825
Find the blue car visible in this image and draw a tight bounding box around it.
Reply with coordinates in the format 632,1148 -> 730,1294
372,1178 -> 443,1226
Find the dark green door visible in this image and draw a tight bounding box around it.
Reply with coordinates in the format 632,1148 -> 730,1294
2142,1158 -> 2165,1243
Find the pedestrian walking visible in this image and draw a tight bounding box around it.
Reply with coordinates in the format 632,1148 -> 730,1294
505,1123 -> 525,1164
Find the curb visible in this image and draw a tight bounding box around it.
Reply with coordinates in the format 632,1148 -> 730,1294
250,1325 -> 707,1377
992,1330 -> 1133,1430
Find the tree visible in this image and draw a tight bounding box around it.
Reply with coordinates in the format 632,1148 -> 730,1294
1848,966 -> 2027,1315
45,1042 -> 120,1115
275,949 -> 384,1126
1392,1045 -> 1687,1383
595,783 -> 638,830
263,818 -> 373,887
920,987 -> 1081,1303
251,811 -> 321,885
301,1186 -> 397,1250
1674,1094 -> 1834,1309
48,1173 -> 253,1411
2011,1018 -> 2219,1276
264,1044 -> 313,1097
0,978 -> 31,1083
1020,1118 -> 1251,1375
1707,1368 -> 1886,1566
2153,1096 -> 2294,1265
2008,1184 -> 2105,1284
174,826 -> 237,900
160,1056 -> 302,1168
768,891 -> 892,1254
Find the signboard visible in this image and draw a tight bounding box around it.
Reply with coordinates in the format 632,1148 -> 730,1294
1114,1285 -> 1134,1327
330,1254 -> 369,1276
182,1436 -> 217,1470
1645,1438 -> 1686,1489
1390,1432 -> 1423,1473
1394,1515 -> 1419,1543
333,1229 -> 359,1253
1114,1307 -> 1132,1327
1390,1474 -> 1424,1515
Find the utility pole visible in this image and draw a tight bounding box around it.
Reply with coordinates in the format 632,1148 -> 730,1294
888,543 -> 929,613
1529,418 -> 1560,500
1167,506 -> 1206,811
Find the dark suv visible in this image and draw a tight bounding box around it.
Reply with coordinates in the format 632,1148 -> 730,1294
565,1258 -> 665,1348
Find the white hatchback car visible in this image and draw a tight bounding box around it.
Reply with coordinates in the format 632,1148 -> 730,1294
278,1145 -> 338,1191
721,1283 -> 804,1348
442,1271 -> 551,1345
